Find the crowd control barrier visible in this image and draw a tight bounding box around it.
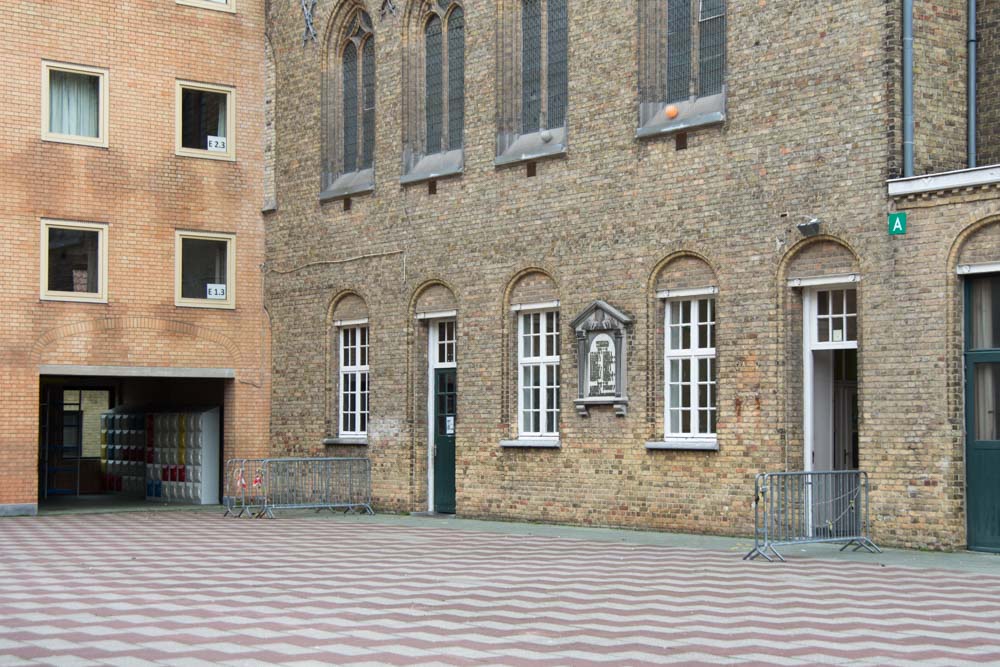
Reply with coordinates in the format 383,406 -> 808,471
223,457 -> 373,518
744,470 -> 881,562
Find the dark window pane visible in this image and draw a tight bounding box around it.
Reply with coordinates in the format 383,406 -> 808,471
362,37 -> 376,169
342,41 -> 358,173
181,88 -> 227,150
447,7 -> 465,150
666,0 -> 691,103
47,227 -> 99,293
521,0 -> 542,133
698,0 -> 725,95
546,0 -> 568,128
425,16 -> 443,154
181,238 -> 228,300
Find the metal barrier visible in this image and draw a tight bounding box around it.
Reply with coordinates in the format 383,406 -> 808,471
223,457 -> 373,518
744,470 -> 881,562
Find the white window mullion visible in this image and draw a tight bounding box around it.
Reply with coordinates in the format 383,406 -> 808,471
339,324 -> 369,437
517,309 -> 559,438
664,296 -> 717,441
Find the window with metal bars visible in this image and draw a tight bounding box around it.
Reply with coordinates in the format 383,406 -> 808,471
521,0 -> 567,134
423,2 -> 464,155
324,9 -> 375,194
638,0 -> 727,133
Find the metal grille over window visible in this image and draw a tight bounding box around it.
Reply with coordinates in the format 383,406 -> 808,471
425,16 -> 444,154
521,0 -> 543,133
665,298 -> 717,438
340,326 -> 370,437
546,0 -> 568,129
361,38 -> 376,170
342,42 -> 359,174
666,0 -> 691,103
698,0 -> 726,96
447,7 -> 465,150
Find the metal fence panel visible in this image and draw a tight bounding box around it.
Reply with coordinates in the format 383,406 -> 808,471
744,470 -> 881,562
223,457 -> 373,518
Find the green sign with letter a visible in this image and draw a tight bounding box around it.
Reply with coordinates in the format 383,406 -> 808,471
888,212 -> 907,235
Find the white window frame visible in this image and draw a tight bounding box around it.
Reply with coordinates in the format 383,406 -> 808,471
41,61 -> 109,148
176,0 -> 235,13
339,323 -> 370,438
517,307 -> 560,440
175,80 -> 236,161
40,219 -> 109,304
663,291 -> 717,447
174,230 -> 236,309
805,286 -> 859,351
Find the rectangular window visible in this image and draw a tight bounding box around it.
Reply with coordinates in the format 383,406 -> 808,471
340,325 -> 370,437
41,61 -> 108,147
665,298 -> 717,439
174,231 -> 235,308
814,288 -> 858,346
40,219 -> 108,303
518,310 -> 560,437
176,0 -> 235,13
969,276 -> 1000,350
175,81 -> 235,160
437,320 -> 457,366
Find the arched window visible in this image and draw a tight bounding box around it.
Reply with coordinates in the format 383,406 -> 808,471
495,0 -> 568,166
322,9 -> 376,200
638,0 -> 727,138
403,1 -> 465,183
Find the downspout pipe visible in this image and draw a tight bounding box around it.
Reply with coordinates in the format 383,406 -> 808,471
969,0 -> 978,169
903,0 -> 914,177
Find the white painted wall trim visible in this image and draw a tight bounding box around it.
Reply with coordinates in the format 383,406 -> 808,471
510,300 -> 559,312
656,286 -> 718,299
887,164 -> 1000,197
39,364 -> 235,379
957,261 -> 1000,275
416,309 -> 458,321
787,273 -> 860,288
332,317 -> 368,327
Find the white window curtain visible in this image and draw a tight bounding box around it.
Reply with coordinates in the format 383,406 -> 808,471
215,95 -> 227,138
50,70 -> 99,138
971,278 -> 997,440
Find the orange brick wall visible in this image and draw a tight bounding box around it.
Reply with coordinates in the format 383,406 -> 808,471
0,0 -> 270,511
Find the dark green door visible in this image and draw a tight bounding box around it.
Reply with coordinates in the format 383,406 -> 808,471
434,368 -> 457,514
966,276 -> 1000,552
967,354 -> 1000,552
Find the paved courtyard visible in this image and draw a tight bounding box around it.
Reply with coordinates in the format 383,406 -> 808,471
2,512 -> 1000,666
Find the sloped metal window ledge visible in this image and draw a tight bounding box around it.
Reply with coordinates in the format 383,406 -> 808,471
495,126 -> 567,167
401,149 -> 464,185
322,436 -> 368,446
320,168 -> 375,202
637,92 -> 726,139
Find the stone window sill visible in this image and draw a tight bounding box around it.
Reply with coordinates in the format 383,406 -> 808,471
645,438 -> 718,451
500,438 -> 561,449
322,437 -> 368,446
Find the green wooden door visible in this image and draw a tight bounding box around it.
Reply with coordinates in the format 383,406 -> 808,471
434,368 -> 457,514
967,354 -> 1000,552
966,276 -> 1000,552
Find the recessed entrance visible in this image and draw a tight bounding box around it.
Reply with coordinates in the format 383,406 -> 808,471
428,320 -> 456,514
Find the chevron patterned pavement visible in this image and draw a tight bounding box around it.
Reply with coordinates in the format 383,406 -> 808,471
1,512 -> 999,666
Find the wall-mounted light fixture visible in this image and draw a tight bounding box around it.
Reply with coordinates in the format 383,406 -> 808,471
797,216 -> 821,237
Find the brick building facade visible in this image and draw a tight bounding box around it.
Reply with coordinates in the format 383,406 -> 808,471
0,0 -> 270,514
261,0 -> 1000,550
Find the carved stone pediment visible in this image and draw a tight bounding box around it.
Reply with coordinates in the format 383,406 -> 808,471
570,301 -> 632,417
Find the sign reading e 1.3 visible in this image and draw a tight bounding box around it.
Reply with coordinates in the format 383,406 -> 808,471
888,211 -> 907,235
206,284 -> 227,300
